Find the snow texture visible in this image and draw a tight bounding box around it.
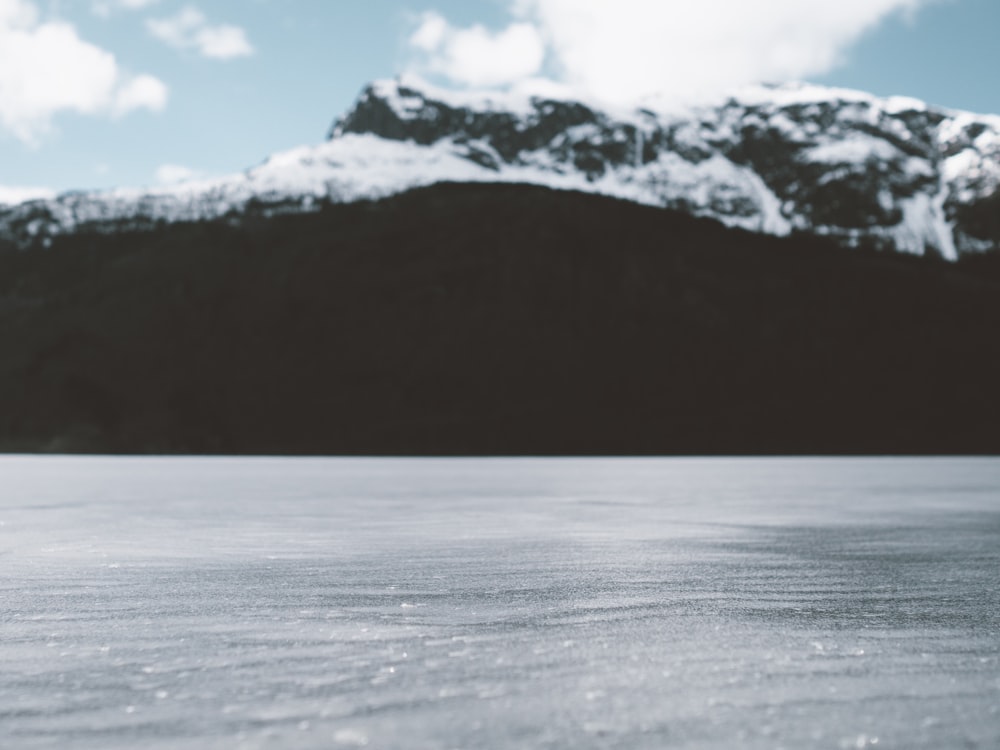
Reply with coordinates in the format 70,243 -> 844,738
3,457 -> 1000,749
0,185 -> 55,206
1,76 -> 998,259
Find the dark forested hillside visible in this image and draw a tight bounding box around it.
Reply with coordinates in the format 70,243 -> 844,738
1,183 -> 998,454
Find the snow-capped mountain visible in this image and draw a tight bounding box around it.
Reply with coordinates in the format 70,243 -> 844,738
3,76 -> 999,259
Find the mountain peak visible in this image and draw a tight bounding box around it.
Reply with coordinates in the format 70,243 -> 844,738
2,77 -> 998,260
325,76 -> 1000,259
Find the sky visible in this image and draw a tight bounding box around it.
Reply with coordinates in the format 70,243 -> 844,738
1,0 -> 997,198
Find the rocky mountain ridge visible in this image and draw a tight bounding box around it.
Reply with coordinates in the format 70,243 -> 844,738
2,76 -> 999,258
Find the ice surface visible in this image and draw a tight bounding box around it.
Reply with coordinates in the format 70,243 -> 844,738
1,457 -> 998,749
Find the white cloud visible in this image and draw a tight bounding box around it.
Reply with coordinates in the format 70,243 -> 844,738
408,11 -> 546,88
92,0 -> 159,17
194,24 -> 255,60
147,6 -> 254,60
154,164 -> 203,185
0,0 -> 168,144
112,73 -> 169,116
409,0 -> 934,104
409,12 -> 447,52
0,0 -> 34,25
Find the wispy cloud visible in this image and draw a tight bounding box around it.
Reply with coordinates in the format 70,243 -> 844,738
409,0 -> 935,104
147,6 -> 254,60
91,0 -> 160,18
154,163 -> 204,185
0,0 -> 167,144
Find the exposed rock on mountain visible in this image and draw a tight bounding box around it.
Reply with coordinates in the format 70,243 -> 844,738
2,77 -> 998,259
333,78 -> 1000,258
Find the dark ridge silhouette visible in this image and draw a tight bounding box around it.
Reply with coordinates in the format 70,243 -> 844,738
1,182 -> 998,455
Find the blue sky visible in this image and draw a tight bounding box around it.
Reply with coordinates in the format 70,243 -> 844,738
1,0 -> 997,196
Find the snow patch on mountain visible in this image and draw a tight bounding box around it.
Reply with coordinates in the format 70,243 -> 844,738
1,76 -> 998,260
0,186 -> 56,206
803,134 -> 901,165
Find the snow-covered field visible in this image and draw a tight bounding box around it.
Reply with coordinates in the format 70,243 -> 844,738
2,457 -> 999,749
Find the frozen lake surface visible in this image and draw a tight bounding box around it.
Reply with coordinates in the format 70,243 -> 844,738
2,457 -> 999,749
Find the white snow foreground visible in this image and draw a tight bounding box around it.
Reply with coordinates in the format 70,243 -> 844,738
2,76 -> 999,260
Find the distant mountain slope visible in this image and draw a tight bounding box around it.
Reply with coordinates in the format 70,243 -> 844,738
2,183 -> 998,455
2,77 -> 998,259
